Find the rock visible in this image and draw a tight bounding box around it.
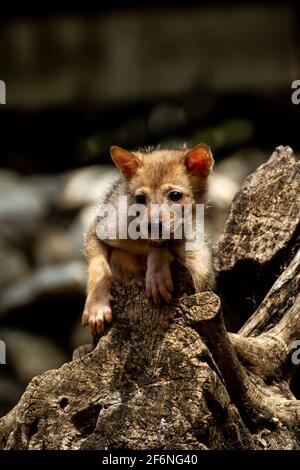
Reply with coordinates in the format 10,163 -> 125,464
25,174 -> 62,204
0,170 -> 20,192
34,228 -> 79,265
209,173 -> 239,209
34,205 -> 95,265
215,148 -> 267,184
206,147 -> 267,241
0,261 -> 86,316
0,171 -> 59,246
0,242 -> 29,289
0,329 -> 67,384
58,165 -> 118,210
67,205 -> 97,255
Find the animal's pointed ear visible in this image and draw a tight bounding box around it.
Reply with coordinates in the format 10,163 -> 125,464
185,144 -> 214,178
110,146 -> 140,180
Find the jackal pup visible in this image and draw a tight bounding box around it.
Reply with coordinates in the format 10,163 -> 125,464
82,144 -> 214,335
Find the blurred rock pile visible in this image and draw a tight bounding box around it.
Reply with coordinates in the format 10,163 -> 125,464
0,163 -> 117,416
0,147 -> 267,416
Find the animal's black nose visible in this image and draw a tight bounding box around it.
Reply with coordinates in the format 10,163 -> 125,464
148,219 -> 163,237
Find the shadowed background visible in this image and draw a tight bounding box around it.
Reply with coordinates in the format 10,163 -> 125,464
0,0 -> 299,416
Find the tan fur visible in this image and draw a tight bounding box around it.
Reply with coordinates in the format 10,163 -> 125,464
82,144 -> 214,335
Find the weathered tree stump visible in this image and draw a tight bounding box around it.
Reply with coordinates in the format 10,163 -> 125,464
0,145 -> 299,450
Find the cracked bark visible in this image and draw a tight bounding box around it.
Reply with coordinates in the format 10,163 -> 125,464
0,145 -> 299,450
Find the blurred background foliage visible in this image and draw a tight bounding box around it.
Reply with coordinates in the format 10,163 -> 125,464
0,0 -> 299,416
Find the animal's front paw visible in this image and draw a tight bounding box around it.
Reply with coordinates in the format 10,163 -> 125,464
82,298 -> 112,335
72,343 -> 94,360
146,265 -> 174,305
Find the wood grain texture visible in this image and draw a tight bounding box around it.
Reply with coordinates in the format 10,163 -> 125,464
216,145 -> 300,330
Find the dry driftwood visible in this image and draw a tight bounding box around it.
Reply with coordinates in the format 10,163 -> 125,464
0,145 -> 299,450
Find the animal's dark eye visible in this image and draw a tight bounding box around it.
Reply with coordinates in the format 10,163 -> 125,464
135,194 -> 147,204
169,191 -> 183,202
